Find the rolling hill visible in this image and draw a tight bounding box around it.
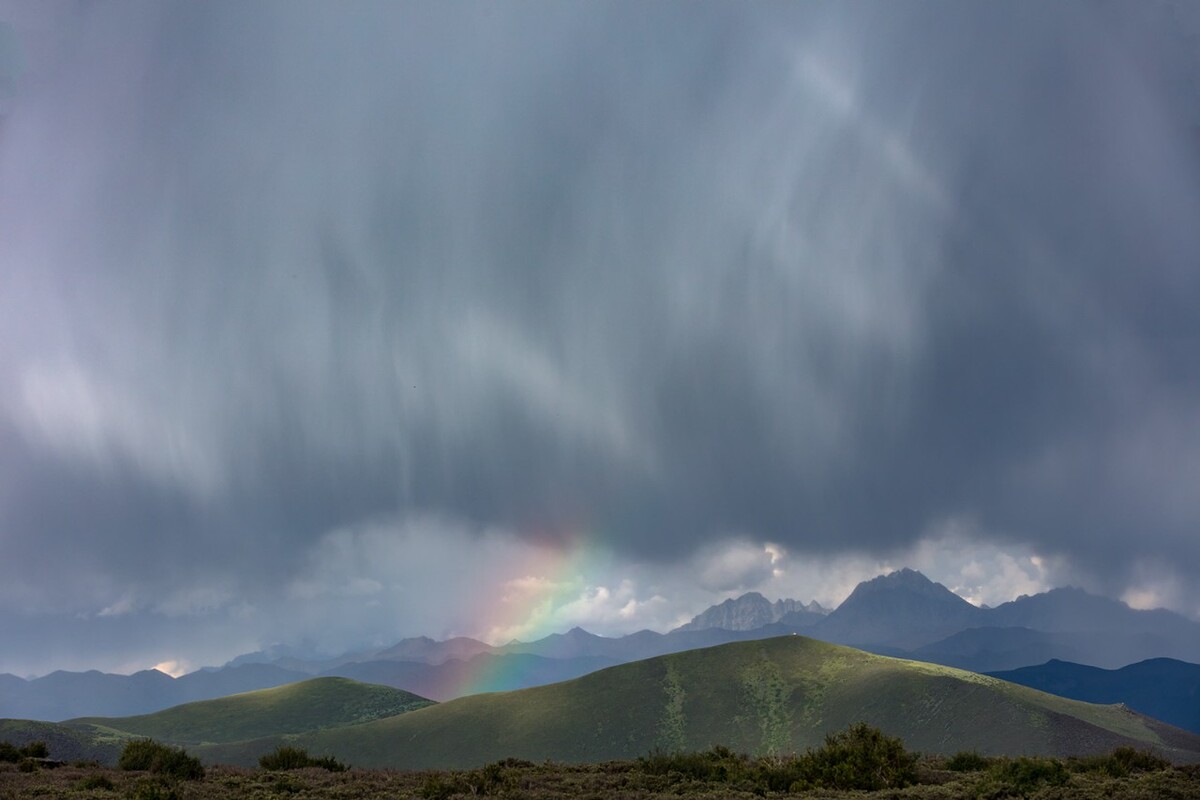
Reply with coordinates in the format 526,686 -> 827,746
71,677 -> 433,745
0,718 -> 125,764
0,677 -> 434,765
199,636 -> 1200,769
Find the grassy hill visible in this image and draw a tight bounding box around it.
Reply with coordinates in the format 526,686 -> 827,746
1,678 -> 434,764
257,636 -> 1200,770
71,677 -> 432,745
8,639 -> 1199,772
0,718 -> 124,764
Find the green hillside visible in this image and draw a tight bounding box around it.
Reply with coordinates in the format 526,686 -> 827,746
72,677 -> 433,745
1,678 -> 435,764
253,636 -> 1200,770
0,718 -> 123,764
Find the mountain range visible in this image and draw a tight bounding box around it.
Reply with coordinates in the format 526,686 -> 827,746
5,569 -> 1199,723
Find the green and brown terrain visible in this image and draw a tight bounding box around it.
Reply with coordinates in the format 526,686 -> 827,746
3,637 -> 1199,772
0,678 -> 432,766
72,677 -> 432,746
282,635 -> 1200,769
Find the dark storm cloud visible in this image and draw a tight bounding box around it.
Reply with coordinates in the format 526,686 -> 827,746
1,0 -> 1199,630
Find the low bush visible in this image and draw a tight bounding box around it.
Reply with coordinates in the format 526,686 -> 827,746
1068,746 -> 1171,777
946,750 -> 992,771
76,773 -> 116,791
259,745 -> 347,772
416,760 -> 535,798
419,773 -> 467,800
637,746 -> 743,782
118,739 -> 205,780
977,756 -> 1069,797
129,777 -> 179,800
637,724 -> 917,793
0,740 -> 49,763
789,722 -> 919,791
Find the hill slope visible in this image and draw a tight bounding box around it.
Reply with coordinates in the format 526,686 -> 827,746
325,653 -> 620,702
0,718 -> 125,764
72,678 -> 433,745
229,636 -> 1200,770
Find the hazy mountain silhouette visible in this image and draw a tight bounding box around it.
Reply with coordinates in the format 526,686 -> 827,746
808,569 -> 986,649
988,658 -> 1200,734
0,663 -> 307,721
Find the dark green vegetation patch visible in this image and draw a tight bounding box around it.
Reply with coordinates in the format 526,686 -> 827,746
259,745 -> 347,772
118,739 -> 205,780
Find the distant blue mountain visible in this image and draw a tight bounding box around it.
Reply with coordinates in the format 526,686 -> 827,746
988,658 -> 1200,735
0,663 -> 307,721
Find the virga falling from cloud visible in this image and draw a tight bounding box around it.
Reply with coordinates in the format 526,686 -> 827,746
1,1 -> 1199,673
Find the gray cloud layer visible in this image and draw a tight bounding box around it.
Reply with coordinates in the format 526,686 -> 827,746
1,1 -> 1199,666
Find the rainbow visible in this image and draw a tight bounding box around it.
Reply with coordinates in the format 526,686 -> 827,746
440,525 -> 614,699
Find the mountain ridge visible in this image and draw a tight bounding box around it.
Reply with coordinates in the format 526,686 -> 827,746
8,569 -> 1200,721
988,657 -> 1200,735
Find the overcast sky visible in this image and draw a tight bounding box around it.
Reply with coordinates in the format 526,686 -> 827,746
1,1 -> 1199,677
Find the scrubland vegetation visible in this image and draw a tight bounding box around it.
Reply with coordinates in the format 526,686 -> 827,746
1,728 -> 1198,799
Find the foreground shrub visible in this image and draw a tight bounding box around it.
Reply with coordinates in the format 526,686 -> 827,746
946,750 -> 992,771
118,739 -> 204,780
978,756 -> 1069,797
76,773 -> 116,790
637,746 -> 743,782
130,777 -> 179,800
636,724 -> 917,792
789,722 -> 919,791
415,759 -> 543,798
259,745 -> 347,772
0,740 -> 49,763
1069,746 -> 1171,777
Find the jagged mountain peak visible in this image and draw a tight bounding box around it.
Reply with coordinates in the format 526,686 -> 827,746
673,591 -> 824,633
